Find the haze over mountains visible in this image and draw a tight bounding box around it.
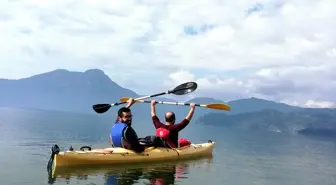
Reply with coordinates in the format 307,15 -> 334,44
1,69 -> 335,138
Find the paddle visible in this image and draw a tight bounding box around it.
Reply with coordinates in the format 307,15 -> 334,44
92,82 -> 198,114
119,97 -> 231,111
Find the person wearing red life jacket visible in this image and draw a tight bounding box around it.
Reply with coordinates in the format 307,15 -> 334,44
150,100 -> 195,148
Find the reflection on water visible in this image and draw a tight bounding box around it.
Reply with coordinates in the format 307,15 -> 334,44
49,157 -> 213,185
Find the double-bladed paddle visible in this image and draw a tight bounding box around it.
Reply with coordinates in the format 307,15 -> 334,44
119,97 -> 231,111
92,82 -> 198,114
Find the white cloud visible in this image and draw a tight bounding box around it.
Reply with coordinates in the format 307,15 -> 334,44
163,69 -> 254,102
164,68 -> 336,108
303,100 -> 336,108
0,0 -> 336,108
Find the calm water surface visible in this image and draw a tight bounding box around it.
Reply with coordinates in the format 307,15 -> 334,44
0,107 -> 335,185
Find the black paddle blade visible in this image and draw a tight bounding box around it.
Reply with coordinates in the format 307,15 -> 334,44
171,82 -> 197,95
92,104 -> 112,113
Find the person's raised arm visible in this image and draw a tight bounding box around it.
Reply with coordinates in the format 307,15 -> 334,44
169,103 -> 196,132
151,100 -> 163,128
151,100 -> 157,117
185,103 -> 196,121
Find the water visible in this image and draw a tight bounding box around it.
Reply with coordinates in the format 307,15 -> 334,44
0,107 -> 336,185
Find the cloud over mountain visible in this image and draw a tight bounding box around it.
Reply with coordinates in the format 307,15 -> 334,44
1,0 -> 335,107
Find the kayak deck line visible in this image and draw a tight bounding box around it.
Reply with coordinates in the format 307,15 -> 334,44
57,142 -> 210,155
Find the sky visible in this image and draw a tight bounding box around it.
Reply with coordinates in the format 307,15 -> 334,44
1,0 -> 336,108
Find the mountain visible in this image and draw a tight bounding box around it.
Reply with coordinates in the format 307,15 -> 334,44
197,97 -> 336,138
0,69 -> 220,121
225,97 -> 300,114
198,108 -> 336,138
183,97 -> 228,120
1,68 -> 335,138
0,69 -> 140,113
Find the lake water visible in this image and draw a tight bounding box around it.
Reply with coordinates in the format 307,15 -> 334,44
0,107 -> 336,185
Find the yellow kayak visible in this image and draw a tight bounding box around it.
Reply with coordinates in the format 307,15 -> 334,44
49,140 -> 215,168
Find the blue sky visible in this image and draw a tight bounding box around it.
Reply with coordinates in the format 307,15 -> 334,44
0,0 -> 336,108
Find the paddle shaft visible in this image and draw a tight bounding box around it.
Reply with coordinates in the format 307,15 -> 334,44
92,81 -> 198,114
135,99 -> 206,108
111,91 -> 173,106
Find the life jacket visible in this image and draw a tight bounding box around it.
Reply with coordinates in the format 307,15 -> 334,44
110,122 -> 129,148
155,127 -> 170,140
178,138 -> 191,147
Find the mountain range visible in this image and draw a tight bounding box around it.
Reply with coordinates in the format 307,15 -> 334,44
1,69 -> 335,138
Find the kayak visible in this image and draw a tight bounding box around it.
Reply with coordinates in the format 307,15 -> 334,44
49,140 -> 215,168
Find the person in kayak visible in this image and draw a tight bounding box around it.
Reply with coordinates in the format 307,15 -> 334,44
150,100 -> 196,148
109,98 -> 146,153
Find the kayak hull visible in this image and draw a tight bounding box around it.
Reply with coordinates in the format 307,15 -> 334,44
53,141 -> 215,168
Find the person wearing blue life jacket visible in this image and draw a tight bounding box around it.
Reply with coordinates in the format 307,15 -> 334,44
109,98 -> 146,153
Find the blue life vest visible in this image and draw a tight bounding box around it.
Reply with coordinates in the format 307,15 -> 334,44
110,122 -> 128,148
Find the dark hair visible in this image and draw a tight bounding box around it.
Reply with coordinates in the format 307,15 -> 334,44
165,112 -> 175,123
118,107 -> 131,117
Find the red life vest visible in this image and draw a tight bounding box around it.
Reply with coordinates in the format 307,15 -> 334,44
178,138 -> 191,147
155,128 -> 170,140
